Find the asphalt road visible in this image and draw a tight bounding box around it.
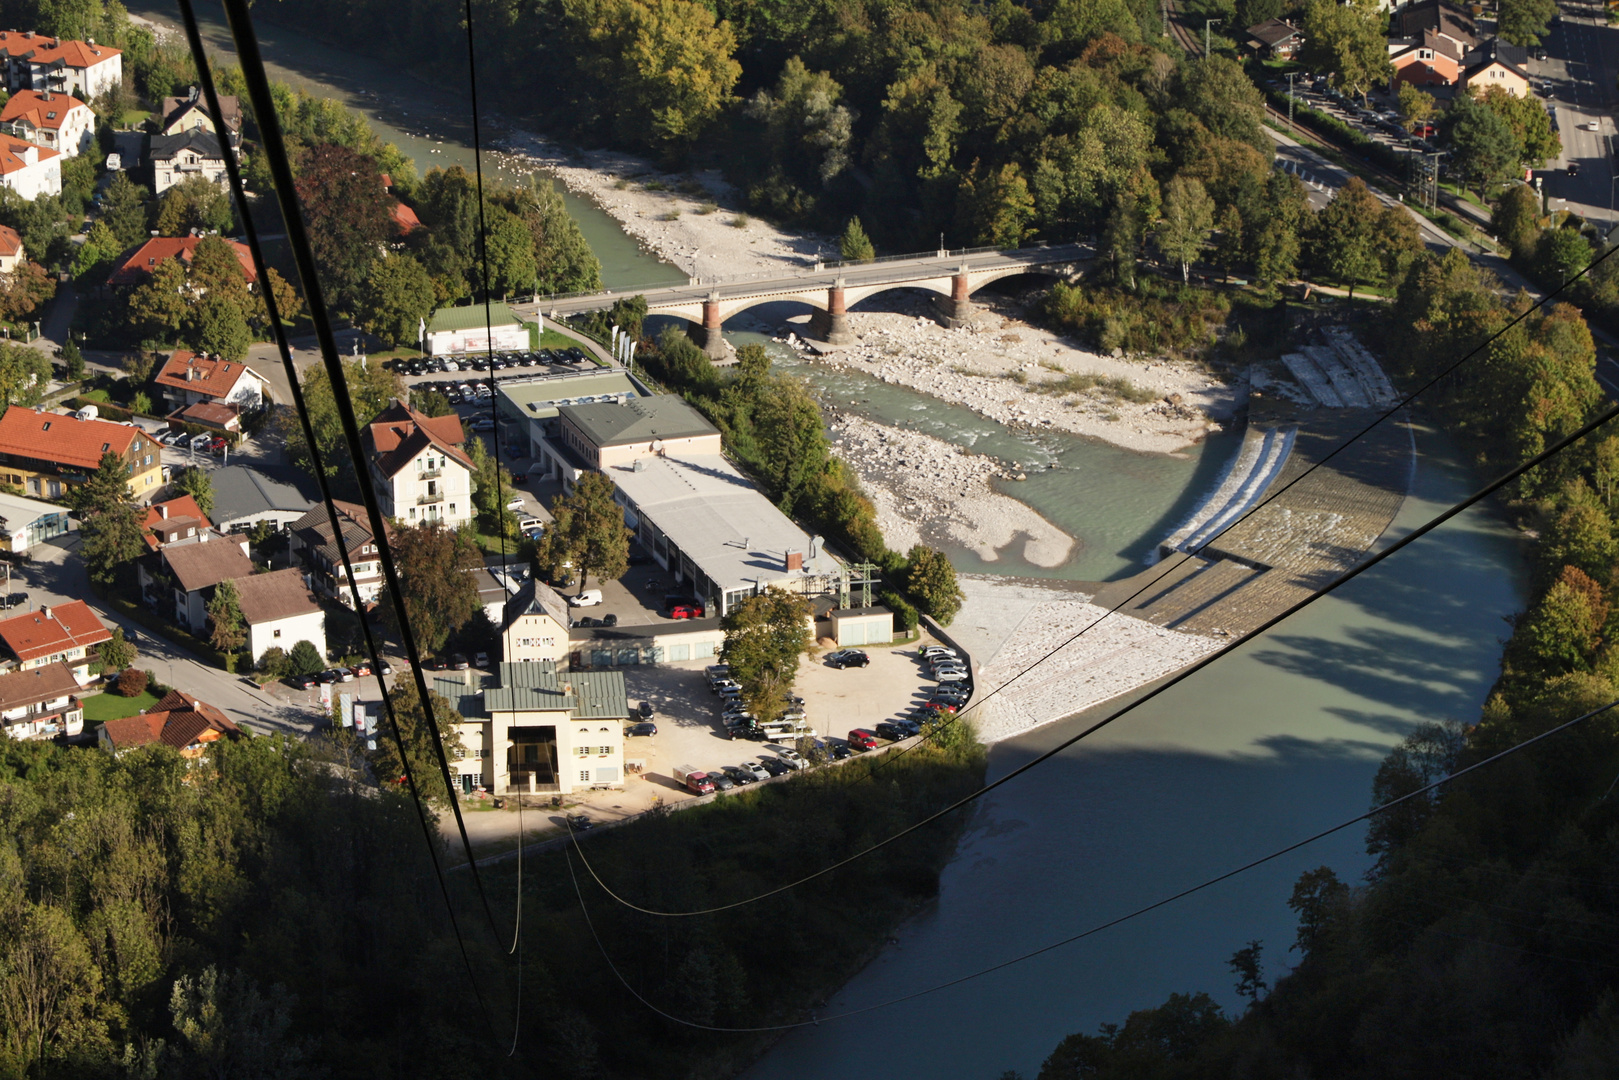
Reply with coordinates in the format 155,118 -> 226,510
1539,0 -> 1619,227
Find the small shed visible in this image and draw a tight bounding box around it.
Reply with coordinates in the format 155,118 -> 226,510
425,301 -> 529,356
829,606 -> 893,647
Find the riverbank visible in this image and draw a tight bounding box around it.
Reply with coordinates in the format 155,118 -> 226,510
828,412 -> 1075,567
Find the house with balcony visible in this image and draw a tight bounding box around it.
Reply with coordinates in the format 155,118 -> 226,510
288,501 -> 390,609
0,132 -> 58,200
0,660 -> 82,740
0,405 -> 162,502
0,32 -> 122,100
0,600 -> 110,684
98,689 -> 241,758
362,399 -> 475,529
149,128 -> 226,194
159,86 -> 242,154
433,661 -> 628,796
0,89 -> 92,157
153,351 -> 270,412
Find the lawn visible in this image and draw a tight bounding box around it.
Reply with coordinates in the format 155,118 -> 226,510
81,688 -> 159,723
539,328 -> 582,351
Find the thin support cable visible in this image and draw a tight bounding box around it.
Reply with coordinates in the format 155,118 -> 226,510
566,698 -> 1619,1031
172,0 -> 498,1019
212,0 -> 504,947
565,384 -> 1619,917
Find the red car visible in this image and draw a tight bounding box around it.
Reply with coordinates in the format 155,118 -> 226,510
350,660 -> 374,677
847,728 -> 879,750
208,437 -> 228,454
669,604 -> 704,620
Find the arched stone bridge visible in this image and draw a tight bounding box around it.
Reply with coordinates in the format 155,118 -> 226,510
520,243 -> 1093,357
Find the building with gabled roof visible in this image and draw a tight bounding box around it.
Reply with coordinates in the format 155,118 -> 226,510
1395,0 -> 1478,50
0,222 -> 22,273
500,577 -> 571,665
1390,29 -> 1466,89
0,659 -> 83,739
108,235 -> 257,288
0,31 -> 122,100
1244,18 -> 1303,58
149,128 -> 226,194
0,599 -> 110,683
209,465 -> 314,534
137,532 -> 254,635
0,405 -> 162,501
288,500 -> 391,609
159,86 -> 241,152
437,660 -> 628,796
0,131 -> 57,199
97,689 -> 241,758
153,351 -> 270,412
233,567 -> 325,665
363,399 -> 475,528
1461,39 -> 1532,97
424,301 -> 527,356
142,494 -> 212,551
0,88 -> 91,157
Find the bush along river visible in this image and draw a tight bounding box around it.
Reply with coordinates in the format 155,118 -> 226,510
132,8 -> 1531,1074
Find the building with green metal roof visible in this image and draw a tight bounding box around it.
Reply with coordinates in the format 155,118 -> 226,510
424,301 -> 528,356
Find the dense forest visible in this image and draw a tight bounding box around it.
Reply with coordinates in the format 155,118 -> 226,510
1025,255 -> 1619,1080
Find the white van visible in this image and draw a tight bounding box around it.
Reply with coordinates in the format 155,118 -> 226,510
569,589 -> 603,607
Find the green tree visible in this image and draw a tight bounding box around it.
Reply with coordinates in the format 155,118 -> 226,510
371,681 -> 466,805
956,160 -> 1036,248
1444,92 -> 1521,196
60,336 -> 85,382
72,452 -> 144,586
744,57 -> 855,210
125,258 -> 190,343
1493,182 -> 1542,261
1287,865 -> 1350,956
99,627 -> 136,671
356,253 -> 435,348
543,472 -> 630,593
282,358 -> 403,483
169,966 -> 314,1080
0,902 -> 103,1078
1476,86 -> 1561,167
482,207 -> 538,298
388,522 -> 481,656
1513,565 -> 1609,676
1535,225 -> 1592,287
293,143 -> 393,306
720,587 -> 812,721
752,376 -> 830,514
73,219 -> 119,279
905,545 -> 964,625
1299,0 -> 1392,103
838,216 -> 875,261
0,341 -> 52,406
152,174 -> 234,237
1499,0 -> 1558,45
0,262 -> 56,323
173,466 -> 215,517
1397,82 -> 1439,133
509,178 -> 603,295
207,578 -> 247,671
288,639 -> 324,676
99,172 -> 152,250
1154,176 -> 1216,284
257,646 -> 289,679
466,434 -> 517,536
185,294 -> 252,360
1228,940 -> 1266,1005
1310,177 -> 1385,298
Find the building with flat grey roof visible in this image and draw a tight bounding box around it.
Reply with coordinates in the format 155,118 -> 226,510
554,395 -> 721,469
497,369 -> 642,468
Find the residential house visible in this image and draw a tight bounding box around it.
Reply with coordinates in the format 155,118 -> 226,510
153,352 -> 270,412
1395,0 -> 1478,53
209,465 -> 314,534
137,532 -> 254,634
1461,40 -> 1532,97
288,501 -> 390,609
233,567 -> 326,665
148,128 -> 227,194
362,399 -> 475,528
108,235 -> 257,288
1389,30 -> 1466,90
1244,18 -> 1303,59
500,577 -> 571,665
98,689 -> 241,758
0,488 -> 70,553
159,86 -> 242,153
0,132 -> 58,200
424,302 -> 528,356
382,174 -> 421,236
0,600 -> 111,683
0,223 -> 22,272
141,494 -> 212,552
0,32 -> 123,100
0,660 -> 82,740
0,89 -> 93,156
436,661 -> 628,796
0,405 -> 163,501
167,401 -> 242,437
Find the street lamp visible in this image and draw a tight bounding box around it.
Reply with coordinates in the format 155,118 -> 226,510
1204,18 -> 1220,54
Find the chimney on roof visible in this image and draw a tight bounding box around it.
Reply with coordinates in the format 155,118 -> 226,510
39,605 -> 49,619
158,504 -> 168,519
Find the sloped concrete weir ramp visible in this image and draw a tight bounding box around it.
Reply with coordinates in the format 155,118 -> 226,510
1160,424 -> 1298,559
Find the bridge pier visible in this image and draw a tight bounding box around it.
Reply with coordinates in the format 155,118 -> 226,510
934,268 -> 975,329
808,280 -> 854,344
686,295 -> 730,359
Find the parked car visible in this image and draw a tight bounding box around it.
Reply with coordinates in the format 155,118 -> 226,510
572,616 -> 602,629
825,649 -> 869,668
316,669 -> 342,685
711,678 -> 741,695
451,653 -> 470,670
890,718 -> 924,737
472,417 -> 497,431
936,669 -> 970,684
920,645 -> 957,660
627,721 -> 657,737
189,433 -> 213,451
349,660 -> 374,677
707,770 -> 735,791
741,760 -> 770,781
757,756 -> 791,777
828,741 -> 853,760
287,673 -> 318,689
705,664 -> 731,685
570,590 -> 603,607
668,603 -> 703,620
674,764 -> 715,795
474,651 -> 489,667
721,765 -> 754,786
846,728 -> 879,750
875,722 -> 908,741
602,613 -> 618,627
566,814 -> 594,831
776,748 -> 808,770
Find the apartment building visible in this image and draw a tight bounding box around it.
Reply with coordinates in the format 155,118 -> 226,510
0,405 -> 162,501
363,399 -> 474,529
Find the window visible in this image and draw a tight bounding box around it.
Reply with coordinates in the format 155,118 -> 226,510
579,770 -> 591,783
39,422 -> 48,431
101,442 -> 109,452
598,745 -> 611,755
453,747 -> 465,760
144,455 -> 152,466
576,746 -> 590,757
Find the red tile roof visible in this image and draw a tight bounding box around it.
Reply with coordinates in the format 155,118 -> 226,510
169,401 -> 241,429
142,495 -> 212,551
364,399 -> 473,477
0,132 -> 56,177
108,236 -> 256,287
99,689 -> 240,753
0,224 -> 21,258
153,351 -> 263,400
0,89 -> 85,131
0,405 -> 141,471
392,200 -> 421,235
0,32 -> 121,69
0,599 -> 109,663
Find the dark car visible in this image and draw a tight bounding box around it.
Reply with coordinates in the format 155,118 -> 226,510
512,473 -> 529,484
627,721 -> 657,737
602,613 -> 619,627
638,701 -> 655,719
828,741 -> 853,760
316,669 -> 342,685
757,756 -> 791,776
572,616 -> 601,628
708,770 -> 735,791
566,814 -> 594,831
825,649 -> 870,668
1568,161 -> 1580,177
286,673 -> 319,689
721,765 -> 755,786
875,722 -> 908,741
890,718 -> 924,737
451,653 -> 470,670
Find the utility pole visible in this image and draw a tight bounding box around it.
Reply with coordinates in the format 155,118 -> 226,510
1287,71 -> 1296,125
1204,18 -> 1219,54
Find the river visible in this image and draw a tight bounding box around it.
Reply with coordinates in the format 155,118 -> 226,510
136,7 -> 1530,1073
